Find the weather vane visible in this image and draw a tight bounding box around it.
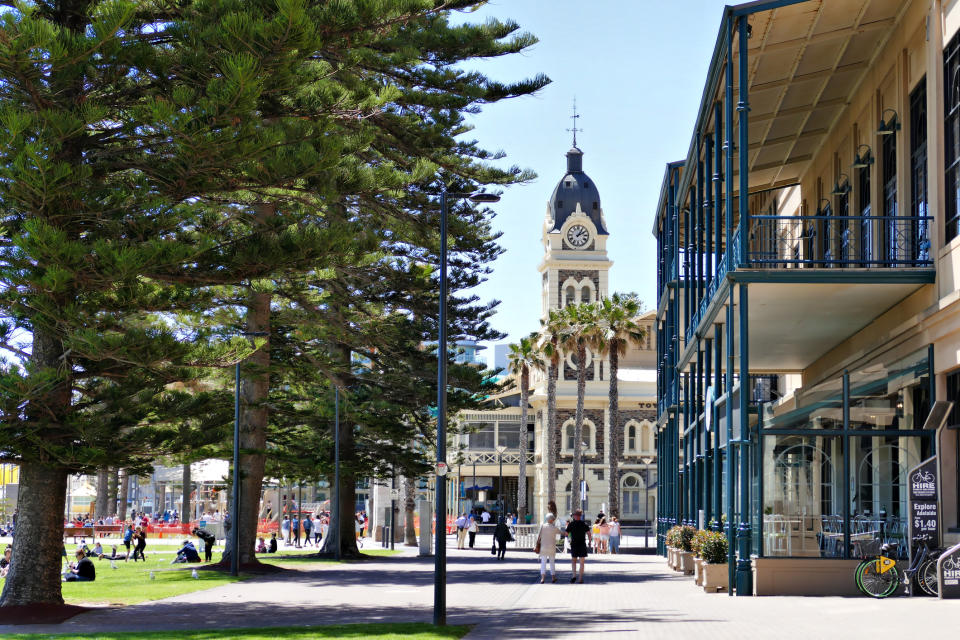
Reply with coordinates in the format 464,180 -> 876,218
566,98 -> 581,147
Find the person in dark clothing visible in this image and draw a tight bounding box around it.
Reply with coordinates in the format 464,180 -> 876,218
268,532 -> 278,553
291,516 -> 300,547
172,540 -> 201,564
64,549 -> 95,582
302,515 -> 313,547
132,527 -> 147,561
193,527 -> 217,562
565,509 -> 592,583
493,517 -> 512,560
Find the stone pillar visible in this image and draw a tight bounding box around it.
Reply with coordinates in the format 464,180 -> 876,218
418,500 -> 432,556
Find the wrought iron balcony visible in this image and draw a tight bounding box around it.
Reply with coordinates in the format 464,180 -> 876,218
743,214 -> 932,268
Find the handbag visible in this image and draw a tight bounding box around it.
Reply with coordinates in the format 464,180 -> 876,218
490,542 -> 496,555
533,533 -> 542,555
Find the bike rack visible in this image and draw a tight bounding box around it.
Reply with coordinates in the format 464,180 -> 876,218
937,540 -> 960,599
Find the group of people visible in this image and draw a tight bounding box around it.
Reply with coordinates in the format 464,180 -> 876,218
278,512 -> 329,547
534,501 -> 598,584
123,524 -> 149,561
590,515 -> 622,554
454,513 -> 481,549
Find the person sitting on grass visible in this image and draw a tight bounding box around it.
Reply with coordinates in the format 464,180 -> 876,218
92,542 -> 103,557
64,549 -> 95,582
0,546 -> 11,578
172,540 -> 201,564
98,545 -> 127,561
256,537 -> 267,553
268,532 -> 278,553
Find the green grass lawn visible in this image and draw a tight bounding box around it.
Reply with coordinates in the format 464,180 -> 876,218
0,560 -> 243,605
9,622 -> 470,640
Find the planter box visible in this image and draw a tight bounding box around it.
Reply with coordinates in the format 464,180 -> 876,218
752,557 -> 863,596
694,557 -> 705,586
667,547 -> 678,569
702,562 -> 728,593
678,550 -> 695,575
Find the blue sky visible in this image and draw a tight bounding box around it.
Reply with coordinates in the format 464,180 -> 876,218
457,1 -> 732,362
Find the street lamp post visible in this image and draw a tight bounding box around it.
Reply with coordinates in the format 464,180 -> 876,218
434,188 -> 500,627
496,445 -> 507,516
642,456 -> 654,548
231,330 -> 268,577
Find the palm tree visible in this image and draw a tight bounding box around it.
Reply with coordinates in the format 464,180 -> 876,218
592,293 -> 646,519
557,302 -> 598,513
507,333 -> 542,521
539,308 -> 565,507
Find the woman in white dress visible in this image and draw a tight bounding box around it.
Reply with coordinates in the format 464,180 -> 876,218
536,513 -> 565,583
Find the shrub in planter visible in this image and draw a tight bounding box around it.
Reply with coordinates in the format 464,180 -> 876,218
665,526 -> 682,549
691,529 -> 711,558
701,531 -> 728,564
678,525 -> 697,553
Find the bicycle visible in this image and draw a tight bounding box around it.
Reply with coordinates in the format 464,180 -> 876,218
855,540 -> 942,598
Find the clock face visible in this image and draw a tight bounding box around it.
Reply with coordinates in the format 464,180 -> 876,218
566,224 -> 590,248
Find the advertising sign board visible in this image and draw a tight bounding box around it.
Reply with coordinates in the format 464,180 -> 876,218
908,457 -> 939,552
938,542 -> 960,599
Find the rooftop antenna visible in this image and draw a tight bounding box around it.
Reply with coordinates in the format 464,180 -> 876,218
566,97 -> 581,148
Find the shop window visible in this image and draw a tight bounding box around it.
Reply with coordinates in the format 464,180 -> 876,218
945,30 -> 960,242
467,422 -> 495,450
858,163 -> 872,264
497,422 -> 521,450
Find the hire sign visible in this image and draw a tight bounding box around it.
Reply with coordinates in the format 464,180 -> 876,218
908,457 -> 939,551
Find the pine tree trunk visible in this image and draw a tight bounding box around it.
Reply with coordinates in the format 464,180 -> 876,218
222,286 -> 270,569
336,415 -> 361,558
182,463 -> 192,524
571,344 -> 587,513
95,468 -> 109,518
607,344 -> 620,518
403,475 -> 417,546
0,463 -> 68,606
118,471 -> 129,522
546,359 -> 558,506
517,368 -> 528,520
107,468 -> 119,517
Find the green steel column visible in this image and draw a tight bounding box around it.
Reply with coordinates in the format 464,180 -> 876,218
755,407 -> 764,558
705,137 -> 714,285
713,102 -> 723,273
842,370 -> 850,559
737,15 -> 750,267
929,343 -> 936,403
704,337 -> 713,526
713,323 -> 723,530
684,203 -> 691,332
725,288 -> 735,594
697,151 -> 705,305
736,283 -> 752,596
724,18 -> 734,273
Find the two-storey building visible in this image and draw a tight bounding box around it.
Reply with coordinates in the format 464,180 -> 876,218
655,0 -> 960,595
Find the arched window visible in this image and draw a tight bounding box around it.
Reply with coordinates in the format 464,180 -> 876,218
565,481 -> 590,512
562,419 -> 596,454
565,285 -> 576,307
628,425 -> 637,451
580,287 -> 591,303
621,474 -> 643,516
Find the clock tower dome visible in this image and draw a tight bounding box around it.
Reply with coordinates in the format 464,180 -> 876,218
539,144 -> 613,319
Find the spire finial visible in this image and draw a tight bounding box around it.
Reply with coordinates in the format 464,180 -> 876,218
566,97 -> 581,147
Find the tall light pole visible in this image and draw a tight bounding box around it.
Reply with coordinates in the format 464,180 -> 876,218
642,456 -> 654,548
434,189 -> 499,627
231,330 -> 268,577
496,445 -> 507,516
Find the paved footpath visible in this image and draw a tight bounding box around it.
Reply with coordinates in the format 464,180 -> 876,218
2,536 -> 959,639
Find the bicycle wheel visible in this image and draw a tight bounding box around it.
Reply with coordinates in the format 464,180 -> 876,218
918,559 -> 939,596
856,558 -> 900,598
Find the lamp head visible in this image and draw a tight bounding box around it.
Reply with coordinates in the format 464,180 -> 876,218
877,109 -> 900,136
830,173 -> 850,196
852,145 -> 873,169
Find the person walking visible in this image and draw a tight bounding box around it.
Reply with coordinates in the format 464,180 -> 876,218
302,515 -> 313,547
291,515 -> 301,548
536,513 -> 565,583
467,515 -> 478,548
493,516 -> 511,560
455,513 -> 468,549
132,527 -> 147,562
608,516 -> 621,554
598,516 -> 610,554
565,509 -> 592,583
280,516 -> 290,545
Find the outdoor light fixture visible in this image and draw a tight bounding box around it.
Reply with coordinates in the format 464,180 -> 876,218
851,144 -> 874,169
830,173 -> 851,196
434,188 -> 500,627
877,109 -> 900,136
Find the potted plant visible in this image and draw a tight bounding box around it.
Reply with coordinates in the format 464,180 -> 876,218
665,526 -> 681,569
677,525 -> 697,575
701,531 -> 729,593
691,529 -> 710,586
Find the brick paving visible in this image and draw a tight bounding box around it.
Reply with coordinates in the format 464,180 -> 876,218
2,534 -> 958,638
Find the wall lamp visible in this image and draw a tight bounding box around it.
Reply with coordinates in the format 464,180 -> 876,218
830,173 -> 851,196
852,145 -> 874,169
877,109 -> 900,136
817,198 -> 833,215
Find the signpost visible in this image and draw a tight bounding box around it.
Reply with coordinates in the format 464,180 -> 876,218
938,542 -> 960,599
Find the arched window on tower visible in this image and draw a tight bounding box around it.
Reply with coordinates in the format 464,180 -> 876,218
563,420 -> 596,453
565,286 -> 576,307
627,424 -> 637,452
580,287 -> 591,303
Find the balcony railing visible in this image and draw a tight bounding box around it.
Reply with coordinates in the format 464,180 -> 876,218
744,214 -> 932,268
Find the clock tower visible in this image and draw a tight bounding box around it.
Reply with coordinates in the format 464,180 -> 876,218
539,144 -> 612,319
